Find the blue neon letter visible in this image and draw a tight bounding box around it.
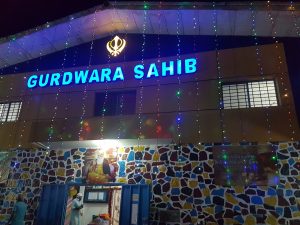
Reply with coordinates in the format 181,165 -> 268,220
101,68 -> 111,82
62,72 -> 73,85
27,75 -> 38,88
185,58 -> 197,74
50,73 -> 61,87
89,69 -> 100,83
147,63 -> 159,78
162,61 -> 174,76
75,70 -> 89,84
134,64 -> 144,79
39,74 -> 49,87
113,67 -> 124,81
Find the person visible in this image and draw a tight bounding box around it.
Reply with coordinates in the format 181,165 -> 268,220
70,193 -> 83,225
9,194 -> 27,225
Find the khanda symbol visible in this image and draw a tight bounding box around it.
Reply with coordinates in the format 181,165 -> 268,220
106,36 -> 126,57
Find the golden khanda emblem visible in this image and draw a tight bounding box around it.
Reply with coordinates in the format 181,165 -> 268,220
106,35 -> 126,57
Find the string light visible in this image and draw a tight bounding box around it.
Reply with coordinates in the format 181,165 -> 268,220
290,1 -> 300,37
175,6 -> 183,143
117,4 -> 130,141
15,31 -> 46,148
212,1 -> 231,186
193,1 -> 202,144
61,27 -> 79,143
46,17 -> 73,149
1,38 -> 23,148
137,0 -> 148,144
155,1 -> 162,146
78,10 -> 98,141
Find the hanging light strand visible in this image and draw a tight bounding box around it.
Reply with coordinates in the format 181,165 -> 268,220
193,2 -> 202,145
266,1 -> 295,141
46,18 -> 73,148
250,1 -> 273,143
137,1 -> 148,145
175,7 -> 183,143
78,10 -> 98,141
212,1 -> 231,186
155,1 -> 162,146
117,4 -> 130,140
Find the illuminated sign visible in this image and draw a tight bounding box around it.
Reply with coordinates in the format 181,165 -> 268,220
106,36 -> 126,57
27,58 -> 197,88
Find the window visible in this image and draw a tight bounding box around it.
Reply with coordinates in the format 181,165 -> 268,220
0,102 -> 22,122
95,91 -> 136,116
222,80 -> 278,109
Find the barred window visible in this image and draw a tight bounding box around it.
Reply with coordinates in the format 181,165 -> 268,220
222,80 -> 278,109
0,102 -> 22,122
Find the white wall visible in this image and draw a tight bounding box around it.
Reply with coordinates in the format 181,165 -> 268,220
79,186 -> 109,225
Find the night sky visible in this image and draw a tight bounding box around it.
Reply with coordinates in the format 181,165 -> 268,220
1,0 -> 300,38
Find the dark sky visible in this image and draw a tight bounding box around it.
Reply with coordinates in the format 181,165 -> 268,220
0,0 -> 107,38
1,0 -> 300,39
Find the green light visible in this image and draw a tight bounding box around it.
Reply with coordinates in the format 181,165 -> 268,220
143,4 -> 149,9
176,91 -> 181,96
272,156 -> 277,160
222,154 -> 228,160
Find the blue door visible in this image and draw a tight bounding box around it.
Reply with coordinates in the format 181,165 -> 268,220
120,184 -> 150,225
36,184 -> 68,225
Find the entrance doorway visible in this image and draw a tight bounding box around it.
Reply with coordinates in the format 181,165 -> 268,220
36,184 -> 150,225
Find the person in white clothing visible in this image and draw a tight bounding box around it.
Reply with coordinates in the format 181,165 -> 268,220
70,193 -> 83,225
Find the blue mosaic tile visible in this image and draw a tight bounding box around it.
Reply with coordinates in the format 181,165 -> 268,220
215,205 -> 223,214
118,161 -> 126,177
233,205 -> 241,212
164,177 -> 171,182
288,158 -> 295,165
64,151 -> 70,159
79,148 -> 86,153
233,215 -> 244,224
190,209 -> 197,217
267,187 -> 277,196
127,151 -> 134,161
191,174 -> 196,179
251,196 -> 263,205
291,205 -> 298,212
3,201 -> 9,208
205,197 -> 211,204
211,189 -> 224,197
186,197 -> 193,203
175,172 -> 182,177
152,166 -> 159,174
171,188 -> 180,195
178,156 -> 188,162
199,184 -> 206,189
276,207 -> 284,216
286,189 -> 293,197
140,178 -> 145,184
149,149 -> 155,154
288,146 -> 294,152
27,192 -> 34,198
74,159 -> 81,164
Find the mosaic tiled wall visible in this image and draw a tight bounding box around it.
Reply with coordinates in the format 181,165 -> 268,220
0,148 -> 86,225
0,142 -> 299,225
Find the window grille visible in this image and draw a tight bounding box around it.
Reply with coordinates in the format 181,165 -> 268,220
222,80 -> 278,109
0,102 -> 22,122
